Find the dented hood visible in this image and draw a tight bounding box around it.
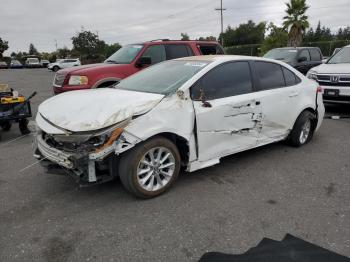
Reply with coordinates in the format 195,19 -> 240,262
38,88 -> 164,132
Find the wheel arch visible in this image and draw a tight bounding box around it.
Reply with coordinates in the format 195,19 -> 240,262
293,106 -> 318,130
92,77 -> 121,88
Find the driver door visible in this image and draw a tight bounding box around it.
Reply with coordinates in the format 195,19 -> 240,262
192,61 -> 263,162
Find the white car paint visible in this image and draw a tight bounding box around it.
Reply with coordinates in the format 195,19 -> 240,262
48,59 -> 81,70
307,45 -> 350,101
35,55 -> 324,183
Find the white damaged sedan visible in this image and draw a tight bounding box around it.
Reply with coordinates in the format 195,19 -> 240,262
34,56 -> 325,198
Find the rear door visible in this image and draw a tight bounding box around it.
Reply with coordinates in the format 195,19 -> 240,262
165,44 -> 193,60
251,61 -> 302,144
295,49 -> 311,74
309,48 -> 322,69
192,61 -> 262,161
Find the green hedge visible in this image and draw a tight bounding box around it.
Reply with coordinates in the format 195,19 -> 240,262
224,44 -> 261,56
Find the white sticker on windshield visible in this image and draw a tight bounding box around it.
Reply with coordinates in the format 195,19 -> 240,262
184,62 -> 207,67
288,50 -> 298,52
132,45 -> 143,49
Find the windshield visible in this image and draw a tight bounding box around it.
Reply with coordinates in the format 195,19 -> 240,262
264,49 -> 298,62
11,60 -> 20,65
117,60 -> 210,95
327,47 -> 350,64
105,44 -> 143,64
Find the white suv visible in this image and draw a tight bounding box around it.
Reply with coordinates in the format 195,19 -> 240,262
307,45 -> 350,102
34,56 -> 324,198
48,59 -> 81,72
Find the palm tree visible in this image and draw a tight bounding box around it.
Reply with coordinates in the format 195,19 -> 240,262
283,0 -> 309,47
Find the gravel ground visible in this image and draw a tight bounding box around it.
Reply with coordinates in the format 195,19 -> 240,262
0,69 -> 349,262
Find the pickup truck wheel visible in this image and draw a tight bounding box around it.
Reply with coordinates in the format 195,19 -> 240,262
288,111 -> 316,147
1,121 -> 12,131
118,137 -> 180,198
53,66 -> 60,72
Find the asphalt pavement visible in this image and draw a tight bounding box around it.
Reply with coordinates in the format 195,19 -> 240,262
0,69 -> 349,262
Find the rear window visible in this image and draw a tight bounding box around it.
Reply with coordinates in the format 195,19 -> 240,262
282,67 -> 301,86
254,61 -> 285,90
166,45 -> 193,60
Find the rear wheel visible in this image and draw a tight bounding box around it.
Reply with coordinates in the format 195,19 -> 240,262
118,137 -> 180,198
288,111 -> 316,147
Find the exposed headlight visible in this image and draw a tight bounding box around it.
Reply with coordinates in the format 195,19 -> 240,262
68,75 -> 89,85
307,70 -> 317,81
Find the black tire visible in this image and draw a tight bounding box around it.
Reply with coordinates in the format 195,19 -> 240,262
288,111 -> 316,147
1,121 -> 12,131
19,119 -> 31,135
118,137 -> 181,198
53,66 -> 60,72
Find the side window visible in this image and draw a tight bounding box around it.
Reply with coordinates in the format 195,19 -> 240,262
192,61 -> 253,100
309,49 -> 322,61
254,61 -> 286,90
141,45 -> 166,65
299,49 -> 311,61
282,67 -> 301,86
166,45 -> 193,60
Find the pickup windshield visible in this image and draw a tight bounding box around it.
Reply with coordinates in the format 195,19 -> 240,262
105,45 -> 143,64
117,60 -> 210,95
264,49 -> 298,63
327,47 -> 350,64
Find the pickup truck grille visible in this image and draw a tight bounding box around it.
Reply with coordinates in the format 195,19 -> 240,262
54,73 -> 66,87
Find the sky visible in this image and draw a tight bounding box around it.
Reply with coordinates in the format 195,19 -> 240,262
1,0 -> 349,55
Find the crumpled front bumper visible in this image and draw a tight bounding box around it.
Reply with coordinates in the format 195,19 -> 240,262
34,131 -> 140,184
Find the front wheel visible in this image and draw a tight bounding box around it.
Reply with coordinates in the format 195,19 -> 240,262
118,137 -> 181,198
288,111 -> 316,147
1,121 -> 12,131
53,66 -> 60,72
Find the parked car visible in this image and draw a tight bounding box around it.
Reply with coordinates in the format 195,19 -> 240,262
48,58 -> 81,72
34,55 -> 324,198
10,60 -> 23,69
307,45 -> 350,103
25,57 -> 41,68
52,40 -> 224,94
263,47 -> 323,75
41,60 -> 50,68
0,61 -> 8,69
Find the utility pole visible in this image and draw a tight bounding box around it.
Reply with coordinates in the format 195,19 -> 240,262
215,0 -> 226,45
54,39 -> 58,52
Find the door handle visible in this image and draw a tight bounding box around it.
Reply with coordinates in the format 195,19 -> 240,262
289,92 -> 299,97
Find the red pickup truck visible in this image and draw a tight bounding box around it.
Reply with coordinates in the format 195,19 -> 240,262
53,40 -> 224,94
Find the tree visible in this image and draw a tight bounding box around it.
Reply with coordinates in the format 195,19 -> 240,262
29,43 -> 39,55
57,46 -> 71,59
260,23 -> 288,54
105,43 -> 122,58
181,33 -> 190,40
198,36 -> 217,41
283,0 -> 309,47
220,20 -> 266,47
0,37 -> 9,58
72,29 -> 106,61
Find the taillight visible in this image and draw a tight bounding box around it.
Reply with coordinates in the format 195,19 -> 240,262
316,86 -> 322,93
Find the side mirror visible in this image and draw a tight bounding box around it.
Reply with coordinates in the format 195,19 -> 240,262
298,56 -> 307,63
136,56 -> 152,68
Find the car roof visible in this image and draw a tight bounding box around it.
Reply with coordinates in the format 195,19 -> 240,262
132,40 -> 220,45
273,47 -> 320,50
175,55 -> 281,63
